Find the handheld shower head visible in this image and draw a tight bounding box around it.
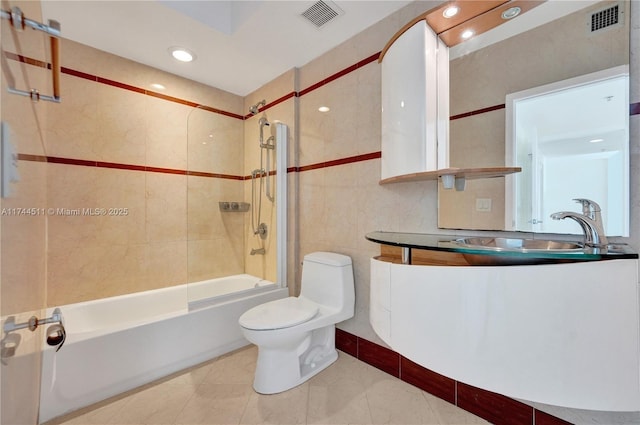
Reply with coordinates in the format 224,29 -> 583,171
249,99 -> 266,115
259,116 -> 270,147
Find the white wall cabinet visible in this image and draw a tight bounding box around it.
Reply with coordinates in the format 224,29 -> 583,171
380,20 -> 449,180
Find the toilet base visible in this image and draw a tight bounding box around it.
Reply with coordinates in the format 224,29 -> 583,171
252,325 -> 338,394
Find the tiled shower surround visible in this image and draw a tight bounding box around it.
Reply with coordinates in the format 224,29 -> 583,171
3,0 -> 640,424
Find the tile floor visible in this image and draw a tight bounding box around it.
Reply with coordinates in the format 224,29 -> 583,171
49,345 -> 489,425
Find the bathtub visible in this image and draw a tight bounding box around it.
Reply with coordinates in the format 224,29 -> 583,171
39,274 -> 287,423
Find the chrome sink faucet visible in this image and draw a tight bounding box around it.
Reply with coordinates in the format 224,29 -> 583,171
550,198 -> 608,247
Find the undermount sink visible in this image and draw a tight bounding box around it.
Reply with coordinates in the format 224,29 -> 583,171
454,237 -> 584,252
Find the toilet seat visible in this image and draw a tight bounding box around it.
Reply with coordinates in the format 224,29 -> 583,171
239,297 -> 319,331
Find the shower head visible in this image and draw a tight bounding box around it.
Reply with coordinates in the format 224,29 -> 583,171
249,99 -> 266,115
258,116 -> 269,127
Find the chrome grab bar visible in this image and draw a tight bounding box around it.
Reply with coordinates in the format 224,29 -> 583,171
1,7 -> 62,102
3,308 -> 62,333
3,308 -> 66,353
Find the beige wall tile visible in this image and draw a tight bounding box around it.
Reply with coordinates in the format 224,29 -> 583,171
244,68 -> 296,114
145,97 -> 190,170
439,179 -> 506,230
144,241 -> 188,289
188,177 -> 230,240
39,38 -> 250,306
188,109 -> 243,175
47,164 -> 99,243
145,173 -> 186,243
44,74 -> 99,159
1,160 -> 47,314
94,84 -> 147,165
93,168 -> 146,245
2,67 -> 49,156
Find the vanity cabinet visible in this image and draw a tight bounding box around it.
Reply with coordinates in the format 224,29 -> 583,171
369,233 -> 640,411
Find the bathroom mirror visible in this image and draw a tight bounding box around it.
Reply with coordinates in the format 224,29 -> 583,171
438,0 -> 630,235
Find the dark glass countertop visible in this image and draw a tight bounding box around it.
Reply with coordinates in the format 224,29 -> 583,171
365,231 -> 638,265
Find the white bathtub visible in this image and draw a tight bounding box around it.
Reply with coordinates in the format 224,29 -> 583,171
39,275 -> 287,423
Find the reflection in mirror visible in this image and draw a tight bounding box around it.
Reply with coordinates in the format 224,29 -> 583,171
505,66 -> 629,235
438,1 -> 630,235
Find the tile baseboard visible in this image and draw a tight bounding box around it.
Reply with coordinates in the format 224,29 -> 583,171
335,328 -> 573,425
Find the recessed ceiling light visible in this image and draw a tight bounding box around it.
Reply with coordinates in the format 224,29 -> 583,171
501,6 -> 521,20
150,83 -> 166,90
443,6 -> 459,19
461,29 -> 474,39
169,47 -> 196,62
318,106 -> 330,112
589,138 -> 604,143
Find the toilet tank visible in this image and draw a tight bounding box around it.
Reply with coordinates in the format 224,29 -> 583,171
300,252 -> 354,312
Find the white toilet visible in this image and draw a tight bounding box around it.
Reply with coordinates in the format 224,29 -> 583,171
239,252 -> 355,394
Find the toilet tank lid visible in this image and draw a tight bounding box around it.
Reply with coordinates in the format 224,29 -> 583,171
304,252 -> 352,267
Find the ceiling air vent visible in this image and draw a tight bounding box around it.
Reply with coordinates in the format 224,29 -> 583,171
590,3 -> 621,32
301,0 -> 344,28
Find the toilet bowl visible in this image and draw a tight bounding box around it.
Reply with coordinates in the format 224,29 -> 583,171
239,252 -> 355,394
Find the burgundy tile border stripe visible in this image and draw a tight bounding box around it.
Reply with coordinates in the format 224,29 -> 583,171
10,49 -> 639,123
455,101 -> 640,121
298,51 -> 381,97
7,51 -> 243,120
297,151 -> 381,173
17,154 -> 246,180
335,328 -> 574,425
142,166 -> 187,175
244,92 -> 298,119
61,66 -> 98,82
188,170 -> 245,180
451,103 -> 506,120
266,91 -> 297,110
19,150 -> 379,179
4,51 -> 49,69
97,76 -> 146,95
97,161 -> 146,172
47,156 -> 97,167
197,105 -> 244,120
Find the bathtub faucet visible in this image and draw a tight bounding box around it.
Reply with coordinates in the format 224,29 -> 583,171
550,198 -> 608,248
250,248 -> 265,255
